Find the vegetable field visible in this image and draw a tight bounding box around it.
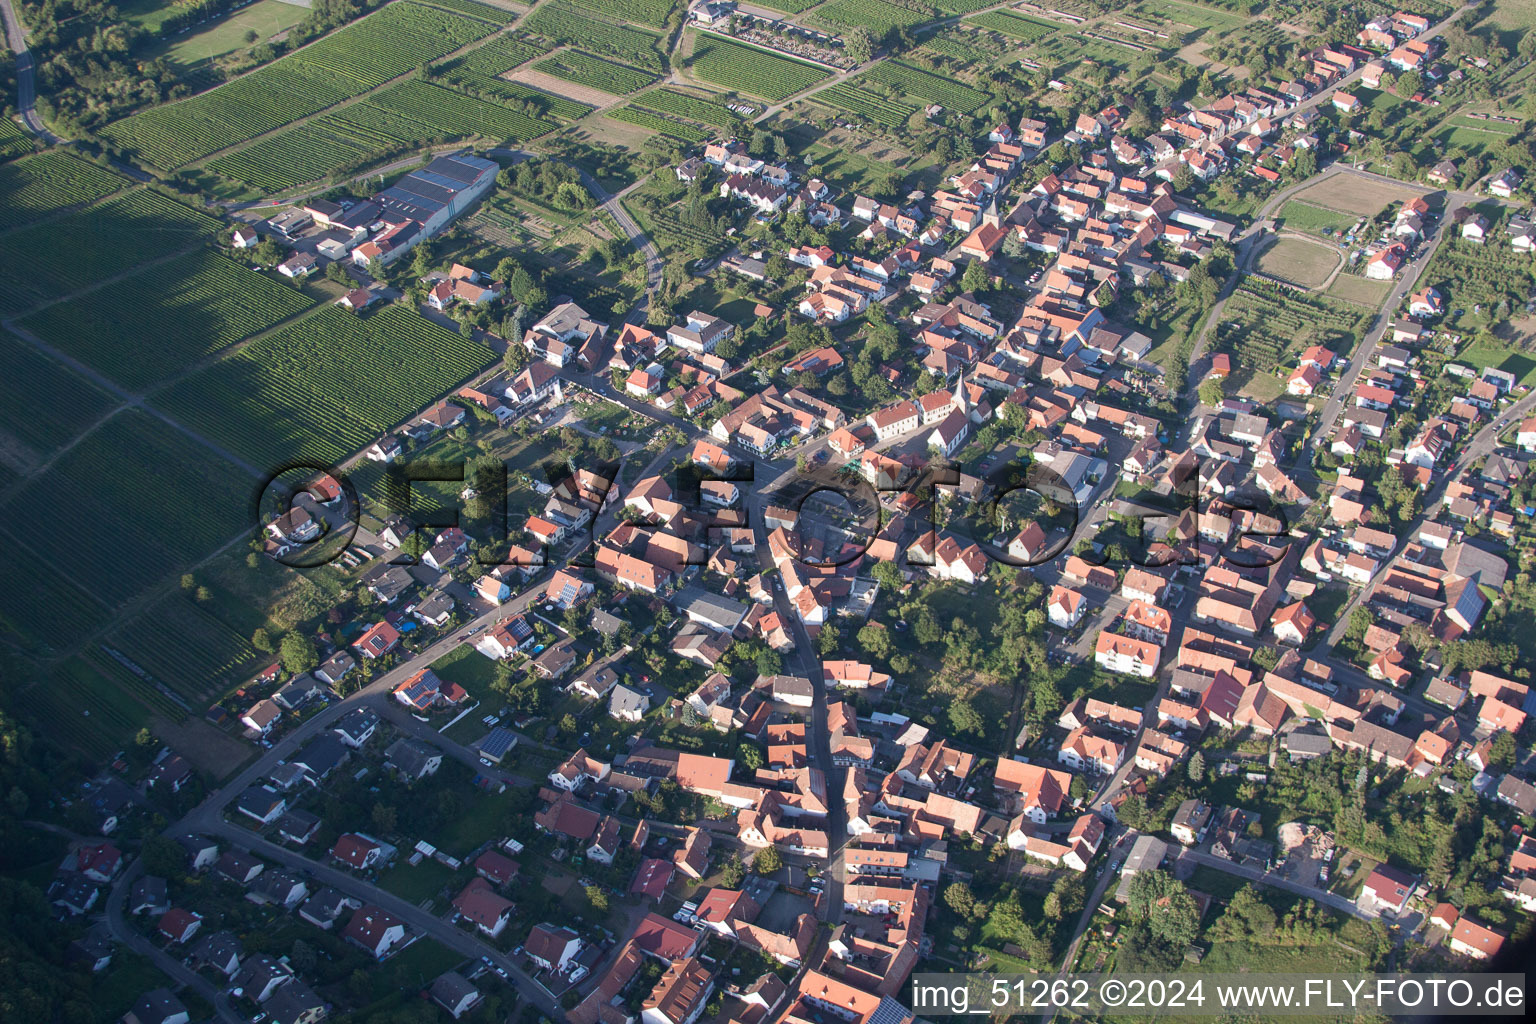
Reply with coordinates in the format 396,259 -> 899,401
0,153 -> 132,232
1221,283 -> 1369,375
99,2 -> 500,168
526,3 -> 667,72
860,59 -> 991,112
640,89 -> 743,128
534,51 -> 657,94
0,189 -> 222,317
689,36 -> 829,101
0,330 -> 115,464
154,305 -> 495,469
0,409 -> 253,608
19,251 -> 315,389
609,106 -> 711,141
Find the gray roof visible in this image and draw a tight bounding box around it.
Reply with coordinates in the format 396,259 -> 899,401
591,609 -> 624,636
430,970 -> 481,1010
385,737 -> 442,777
334,706 -> 378,740
126,989 -> 187,1024
265,978 -> 326,1024
677,586 -> 749,631
609,684 -> 650,717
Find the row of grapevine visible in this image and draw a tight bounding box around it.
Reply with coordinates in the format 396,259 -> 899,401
860,58 -> 992,112
0,152 -> 132,233
154,305 -> 495,470
562,0 -> 676,28
533,51 -> 657,95
99,2 -> 500,169
811,0 -> 938,35
109,596 -> 264,706
640,89 -> 744,128
819,82 -> 920,127
609,106 -> 711,141
524,2 -> 668,72
0,329 -> 114,461
688,36 -> 830,102
19,250 -> 315,389
0,189 -> 221,317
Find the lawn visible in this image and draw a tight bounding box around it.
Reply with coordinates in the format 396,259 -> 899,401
377,857 -> 461,905
1456,338 -> 1536,387
1256,237 -> 1341,289
1275,200 -> 1360,237
428,784 -> 520,855
148,0 -> 308,66
1326,274 -> 1393,306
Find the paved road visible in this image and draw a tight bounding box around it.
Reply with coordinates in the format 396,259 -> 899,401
0,0 -> 60,143
105,860 -> 242,1023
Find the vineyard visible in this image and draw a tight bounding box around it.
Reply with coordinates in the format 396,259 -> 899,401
965,9 -> 1060,41
1221,283 -> 1370,375
525,3 -> 668,72
919,28 -> 1009,64
414,0 -> 506,18
812,0 -> 939,35
640,89 -> 743,128
0,330 -> 114,464
18,251 -> 315,389
860,59 -> 991,112
0,409 -> 253,608
0,544 -> 109,655
820,82 -> 919,128
533,51 -> 657,94
99,2 -> 500,169
154,305 -> 495,469
562,0 -> 676,27
11,656 -> 162,759
689,36 -> 829,101
609,106 -> 711,141
445,32 -> 548,81
0,117 -> 33,162
109,595 -> 265,708
0,189 -> 221,318
0,153 -> 132,232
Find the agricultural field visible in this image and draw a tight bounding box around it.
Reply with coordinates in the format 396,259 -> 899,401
859,59 -> 991,112
99,2 -> 500,169
0,115 -> 35,162
609,107 -> 712,141
561,0 -> 676,27
639,88 -> 744,128
446,32 -> 549,79
1326,274 -> 1393,306
0,189 -> 222,318
819,82 -> 919,128
1275,199 -> 1360,237
107,595 -> 265,708
525,2 -> 668,72
812,0 -> 939,35
689,35 -> 830,101
1218,283 -> 1371,394
9,656 -> 160,759
739,0 -> 821,11
533,51 -> 657,95
0,545 -> 110,656
964,9 -> 1060,41
1256,236 -> 1342,289
0,330 -> 115,472
0,152 -> 132,232
209,78 -> 558,192
919,27 -> 1010,64
19,251 -> 316,389
0,409 -> 253,608
1292,173 -> 1424,218
145,0 -> 308,67
153,305 -> 495,470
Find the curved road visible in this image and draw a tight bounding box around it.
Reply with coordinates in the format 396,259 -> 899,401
0,0 -> 59,143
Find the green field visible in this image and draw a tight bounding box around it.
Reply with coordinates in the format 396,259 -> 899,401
0,189 -> 222,317
18,250 -> 316,388
0,408 -> 253,608
1275,200 -> 1360,237
154,305 -> 495,470
819,82 -> 920,127
689,35 -> 830,101
964,9 -> 1060,41
1326,274 -> 1392,306
812,0 -> 939,35
1456,338 -> 1536,387
533,50 -> 657,94
149,0 -> 308,66
107,594 -> 266,708
0,152 -> 132,232
100,2 -> 500,169
0,330 -> 116,468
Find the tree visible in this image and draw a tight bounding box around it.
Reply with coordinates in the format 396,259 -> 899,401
871,560 -> 903,591
753,846 -> 782,875
135,727 -> 154,748
279,633 -> 318,674
738,744 -> 764,771
719,857 -> 745,888
961,258 -> 989,293
585,885 -> 609,913
1198,377 -> 1225,407
845,25 -> 875,63
755,647 -> 782,677
1187,750 -> 1206,783
1125,870 -> 1200,949
1042,891 -> 1062,920
1489,730 -> 1517,771
559,713 -> 579,735
943,881 -> 979,920
251,628 -> 273,653
180,573 -> 195,591
857,623 -> 891,659
371,802 -> 397,834
141,835 -> 186,879
948,699 -> 983,737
